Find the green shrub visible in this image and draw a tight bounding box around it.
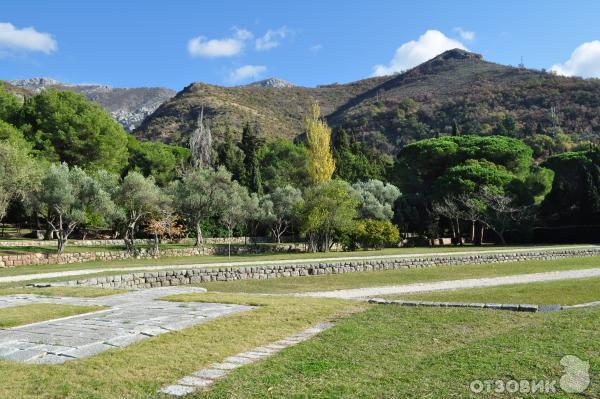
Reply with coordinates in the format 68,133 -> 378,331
345,219 -> 400,250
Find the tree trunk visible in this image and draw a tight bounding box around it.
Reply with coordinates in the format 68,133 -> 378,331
57,234 -> 65,253
474,221 -> 484,246
495,230 -> 507,245
124,222 -> 136,254
470,220 -> 476,243
228,228 -> 232,259
44,223 -> 53,240
152,233 -> 159,256
195,221 -> 203,247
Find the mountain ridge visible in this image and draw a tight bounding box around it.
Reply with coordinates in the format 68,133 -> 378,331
9,78 -> 176,131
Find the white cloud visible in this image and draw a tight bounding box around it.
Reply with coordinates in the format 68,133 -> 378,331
228,65 -> 267,83
550,41 -> 600,78
187,28 -> 253,58
0,22 -> 57,55
309,44 -> 323,53
372,30 -> 467,76
255,26 -> 290,51
453,27 -> 475,42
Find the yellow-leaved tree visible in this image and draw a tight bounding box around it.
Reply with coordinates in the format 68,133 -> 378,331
305,101 -> 335,184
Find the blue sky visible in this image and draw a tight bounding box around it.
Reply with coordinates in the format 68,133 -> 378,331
2,1 -> 600,90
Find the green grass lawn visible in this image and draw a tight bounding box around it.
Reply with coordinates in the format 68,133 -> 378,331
0,286 -> 126,298
0,244 -> 584,279
197,256 -> 600,294
197,305 -> 600,398
381,276 -> 600,305
0,293 -> 362,398
0,303 -> 106,328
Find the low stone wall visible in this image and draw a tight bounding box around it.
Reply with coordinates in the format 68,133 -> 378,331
0,236 -> 298,248
63,247 -> 600,289
0,243 -> 305,268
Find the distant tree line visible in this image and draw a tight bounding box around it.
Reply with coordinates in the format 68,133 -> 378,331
1,82 -> 598,253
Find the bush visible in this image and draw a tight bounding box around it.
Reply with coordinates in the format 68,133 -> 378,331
346,219 -> 400,250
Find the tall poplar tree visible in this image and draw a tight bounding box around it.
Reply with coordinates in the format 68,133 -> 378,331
305,102 -> 335,184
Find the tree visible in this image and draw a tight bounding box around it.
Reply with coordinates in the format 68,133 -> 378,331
189,107 -> 213,169
239,122 -> 263,192
451,119 -> 460,136
352,179 -> 400,220
394,135 -> 541,236
0,141 -> 40,227
33,164 -> 115,253
431,196 -> 464,243
116,172 -> 164,253
220,181 -> 252,257
216,126 -> 245,182
332,128 -> 393,182
126,136 -> 190,186
540,148 -> 600,226
0,83 -> 21,123
249,154 -> 262,194
257,139 -> 310,192
170,166 -> 233,247
259,185 -> 304,243
145,208 -> 186,255
305,102 -> 335,184
18,89 -> 129,173
300,180 -> 358,252
478,187 -> 528,244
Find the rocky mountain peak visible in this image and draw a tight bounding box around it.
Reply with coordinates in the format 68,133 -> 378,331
246,77 -> 297,88
10,77 -> 175,131
431,48 -> 483,62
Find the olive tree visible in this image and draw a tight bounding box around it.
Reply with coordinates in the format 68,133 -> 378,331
259,185 -> 304,243
352,179 -> 400,220
33,163 -> 115,253
220,181 -> 252,257
0,141 -> 41,227
170,166 -> 232,247
116,171 -> 164,253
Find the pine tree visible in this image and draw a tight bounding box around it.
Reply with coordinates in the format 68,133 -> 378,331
305,102 -> 335,184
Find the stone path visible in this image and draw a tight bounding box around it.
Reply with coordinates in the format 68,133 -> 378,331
1,245 -> 596,284
0,287 -> 252,364
298,268 -> 600,299
158,322 -> 334,397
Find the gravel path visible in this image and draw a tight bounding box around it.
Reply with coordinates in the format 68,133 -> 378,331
1,245 -> 596,284
298,268 -> 600,299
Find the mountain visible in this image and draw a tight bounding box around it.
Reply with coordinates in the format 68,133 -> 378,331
135,49 -> 600,149
134,76 -> 390,144
0,80 -> 31,102
328,49 -> 600,148
9,78 -> 176,131
246,77 -> 297,88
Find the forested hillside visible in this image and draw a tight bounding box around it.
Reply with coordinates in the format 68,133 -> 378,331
136,49 -> 600,153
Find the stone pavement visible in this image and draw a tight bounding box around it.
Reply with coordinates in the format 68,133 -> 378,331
158,322 -> 335,396
298,268 -> 600,299
0,287 -> 252,364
